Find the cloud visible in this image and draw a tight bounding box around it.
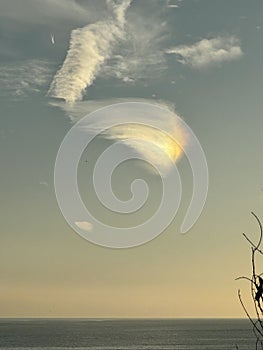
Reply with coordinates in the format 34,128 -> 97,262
48,0 -> 132,104
166,0 -> 183,7
166,36 -> 243,68
0,60 -> 53,99
101,16 -> 167,82
0,1 -> 169,101
104,123 -> 185,173
85,101 -> 187,173
102,50 -> 166,83
75,221 -> 93,232
0,0 -> 97,25
50,98 -> 187,173
48,1 -> 169,103
49,97 -> 175,123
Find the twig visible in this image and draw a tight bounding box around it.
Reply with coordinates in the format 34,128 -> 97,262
238,289 -> 262,336
236,212 -> 263,349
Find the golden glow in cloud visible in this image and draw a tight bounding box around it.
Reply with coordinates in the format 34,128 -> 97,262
50,98 -> 189,173
109,123 -> 186,171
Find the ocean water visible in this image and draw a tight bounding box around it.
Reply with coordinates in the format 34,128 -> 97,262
0,319 -> 256,350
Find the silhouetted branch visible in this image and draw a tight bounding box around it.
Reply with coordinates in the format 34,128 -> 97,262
236,212 -> 263,349
251,212 -> 263,251
243,233 -> 263,255
238,289 -> 262,336
235,276 -> 253,283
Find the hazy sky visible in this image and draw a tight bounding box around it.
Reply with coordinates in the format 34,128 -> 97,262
1,0 -> 263,317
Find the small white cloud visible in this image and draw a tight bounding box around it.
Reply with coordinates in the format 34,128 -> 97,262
167,4 -> 179,8
75,221 -> 93,232
166,36 -> 243,68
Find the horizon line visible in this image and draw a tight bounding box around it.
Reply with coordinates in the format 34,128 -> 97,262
0,316 -> 250,320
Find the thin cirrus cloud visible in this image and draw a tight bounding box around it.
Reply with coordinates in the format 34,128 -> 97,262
0,1 -> 168,102
49,98 -> 176,123
0,59 -> 53,98
102,13 -> 167,83
50,97 -> 186,174
51,98 -> 187,174
166,36 -> 243,68
166,0 -> 182,8
48,0 -> 169,104
0,0 -> 95,25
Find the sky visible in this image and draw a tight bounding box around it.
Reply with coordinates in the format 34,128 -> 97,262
0,0 -> 263,318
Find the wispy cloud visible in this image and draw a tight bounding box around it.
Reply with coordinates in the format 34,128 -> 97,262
104,123 -> 185,173
50,98 -> 187,173
0,0 -> 95,25
49,98 -> 175,123
48,0 -> 132,104
166,0 -> 183,8
102,13 -> 167,83
0,60 -> 53,99
85,101 -> 187,173
48,1 -> 170,103
166,36 -> 243,68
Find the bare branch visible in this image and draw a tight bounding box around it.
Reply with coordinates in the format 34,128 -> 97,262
237,289 -> 262,336
235,276 -> 254,283
243,233 -> 263,255
236,212 -> 263,348
251,212 -> 263,252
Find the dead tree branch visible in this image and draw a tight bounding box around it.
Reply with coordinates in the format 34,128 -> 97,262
236,212 -> 263,349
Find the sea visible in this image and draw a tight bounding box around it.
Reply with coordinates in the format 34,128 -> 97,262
0,318 -> 257,350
